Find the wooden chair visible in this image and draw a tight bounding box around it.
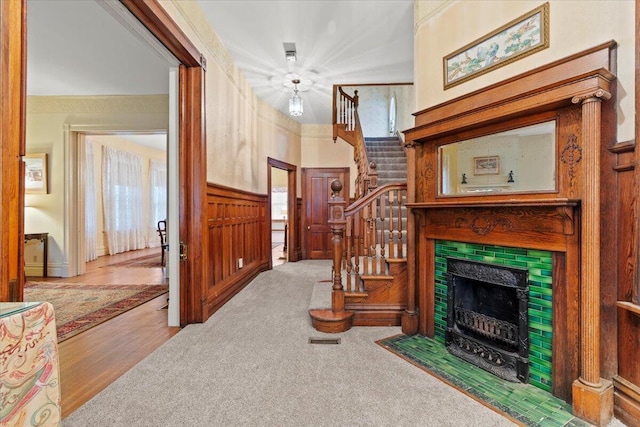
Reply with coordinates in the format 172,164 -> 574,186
157,220 -> 168,266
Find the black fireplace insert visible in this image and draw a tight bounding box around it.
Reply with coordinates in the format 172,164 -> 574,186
445,257 -> 529,383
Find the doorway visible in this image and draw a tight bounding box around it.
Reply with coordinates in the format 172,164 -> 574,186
267,158 -> 297,268
271,168 -> 289,266
10,0 -> 208,326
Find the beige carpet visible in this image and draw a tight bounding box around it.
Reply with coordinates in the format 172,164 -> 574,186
63,260 -> 519,426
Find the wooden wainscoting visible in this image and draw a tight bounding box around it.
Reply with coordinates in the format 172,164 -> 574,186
611,139 -> 640,425
206,183 -> 270,317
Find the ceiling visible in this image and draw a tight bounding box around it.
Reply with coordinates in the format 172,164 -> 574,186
196,0 -> 415,124
26,0 -> 414,125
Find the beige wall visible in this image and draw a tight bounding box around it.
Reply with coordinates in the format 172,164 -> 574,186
301,125 -> 357,198
162,1 -> 303,196
415,0 -> 635,142
24,95 -> 168,276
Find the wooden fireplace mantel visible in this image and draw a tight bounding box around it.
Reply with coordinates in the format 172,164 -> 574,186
403,41 -> 618,425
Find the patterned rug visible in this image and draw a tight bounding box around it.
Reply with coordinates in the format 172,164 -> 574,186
24,282 -> 168,342
107,252 -> 163,268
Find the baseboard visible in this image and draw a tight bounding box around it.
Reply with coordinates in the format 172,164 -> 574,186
613,376 -> 640,426
25,262 -> 67,278
206,259 -> 269,317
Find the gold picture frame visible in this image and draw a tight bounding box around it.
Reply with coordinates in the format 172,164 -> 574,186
473,156 -> 500,175
24,153 -> 48,194
443,2 -> 550,89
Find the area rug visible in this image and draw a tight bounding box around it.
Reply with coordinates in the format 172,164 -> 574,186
377,334 -> 588,427
107,252 -> 163,268
24,282 -> 168,342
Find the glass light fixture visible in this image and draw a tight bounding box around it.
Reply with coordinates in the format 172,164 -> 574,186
288,79 -> 303,117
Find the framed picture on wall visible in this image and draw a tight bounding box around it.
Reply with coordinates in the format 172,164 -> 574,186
24,153 -> 48,194
473,156 -> 500,175
443,3 -> 550,89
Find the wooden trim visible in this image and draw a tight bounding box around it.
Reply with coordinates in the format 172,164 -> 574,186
609,140 -> 635,154
613,376 -> 640,426
0,0 -> 27,301
122,1 -> 206,325
120,0 -> 201,67
617,301 -> 640,316
633,0 -> 640,308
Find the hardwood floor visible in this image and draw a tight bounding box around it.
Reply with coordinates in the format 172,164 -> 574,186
36,249 -> 181,418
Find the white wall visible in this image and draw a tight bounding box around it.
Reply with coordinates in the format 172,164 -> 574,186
415,0 -> 635,142
342,85 -> 414,138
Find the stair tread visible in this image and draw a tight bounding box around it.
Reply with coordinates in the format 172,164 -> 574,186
360,274 -> 395,280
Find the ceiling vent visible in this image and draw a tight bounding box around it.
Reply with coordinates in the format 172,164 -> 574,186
283,42 -> 297,63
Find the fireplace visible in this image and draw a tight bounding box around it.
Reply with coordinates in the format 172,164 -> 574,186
445,257 -> 529,383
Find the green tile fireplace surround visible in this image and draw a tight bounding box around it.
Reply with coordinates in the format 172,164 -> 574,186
434,240 -> 554,393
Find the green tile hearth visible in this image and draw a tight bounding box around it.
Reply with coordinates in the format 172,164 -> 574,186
378,335 -> 590,427
434,240 -> 553,391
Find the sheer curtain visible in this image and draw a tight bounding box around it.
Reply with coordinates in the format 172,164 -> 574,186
148,159 -> 167,247
102,145 -> 145,255
84,141 -> 98,261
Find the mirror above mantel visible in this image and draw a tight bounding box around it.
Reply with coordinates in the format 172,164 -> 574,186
439,120 -> 556,196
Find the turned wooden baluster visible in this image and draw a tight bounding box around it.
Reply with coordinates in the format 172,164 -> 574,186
389,190 -> 396,259
353,210 -> 362,292
378,193 -> 387,274
328,179 -> 347,312
345,217 -> 353,293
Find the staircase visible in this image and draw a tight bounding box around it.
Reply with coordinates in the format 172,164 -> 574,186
309,87 -> 410,333
364,136 -> 407,186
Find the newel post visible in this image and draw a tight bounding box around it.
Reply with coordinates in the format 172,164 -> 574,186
309,179 -> 354,333
328,179 -> 347,312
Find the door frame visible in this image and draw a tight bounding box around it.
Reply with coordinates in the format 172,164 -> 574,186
267,157 -> 298,268
2,0 -> 208,326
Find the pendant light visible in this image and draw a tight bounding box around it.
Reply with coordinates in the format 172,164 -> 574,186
288,79 -> 303,117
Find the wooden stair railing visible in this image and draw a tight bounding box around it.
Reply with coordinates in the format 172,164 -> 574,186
332,86 -> 377,199
309,179 -> 408,332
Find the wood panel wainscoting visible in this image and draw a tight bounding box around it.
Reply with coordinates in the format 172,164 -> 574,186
206,183 -> 270,317
403,41 -> 635,426
611,137 -> 640,426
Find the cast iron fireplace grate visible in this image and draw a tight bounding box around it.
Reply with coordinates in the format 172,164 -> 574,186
445,257 -> 529,383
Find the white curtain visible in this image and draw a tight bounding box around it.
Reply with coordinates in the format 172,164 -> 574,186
84,141 -> 98,261
148,159 -> 167,247
102,145 -> 145,255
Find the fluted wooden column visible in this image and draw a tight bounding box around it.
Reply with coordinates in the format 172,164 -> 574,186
571,90 -> 613,426
402,141 -> 419,334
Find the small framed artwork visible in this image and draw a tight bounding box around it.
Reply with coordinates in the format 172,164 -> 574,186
474,156 -> 500,175
24,153 -> 48,194
443,2 -> 550,89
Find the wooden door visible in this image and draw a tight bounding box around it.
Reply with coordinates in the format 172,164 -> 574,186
302,168 -> 349,259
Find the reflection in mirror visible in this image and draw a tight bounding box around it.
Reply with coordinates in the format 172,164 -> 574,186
439,121 -> 556,196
